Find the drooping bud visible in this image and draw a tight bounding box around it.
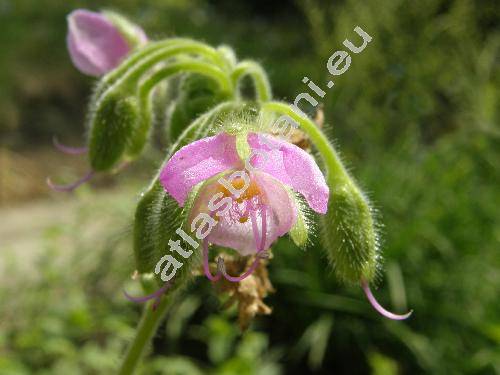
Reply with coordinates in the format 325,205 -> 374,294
320,182 -> 380,284
67,9 -> 147,76
168,74 -> 230,141
88,93 -> 139,171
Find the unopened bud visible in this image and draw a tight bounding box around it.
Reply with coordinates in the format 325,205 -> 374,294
89,93 -> 139,171
67,9 -> 147,76
321,183 -> 380,284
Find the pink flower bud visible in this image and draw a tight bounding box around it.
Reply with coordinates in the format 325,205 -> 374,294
67,9 -> 147,76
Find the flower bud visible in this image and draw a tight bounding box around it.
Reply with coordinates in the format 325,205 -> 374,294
88,93 -> 139,171
67,9 -> 147,76
168,74 -> 229,141
320,182 -> 380,284
101,10 -> 148,48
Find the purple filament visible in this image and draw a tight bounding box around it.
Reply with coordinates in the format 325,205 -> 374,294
361,279 -> 413,320
53,136 -> 87,155
47,170 -> 95,192
203,238 -> 222,282
124,281 -> 171,310
217,206 -> 268,282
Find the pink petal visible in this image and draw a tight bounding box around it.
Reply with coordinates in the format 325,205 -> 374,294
67,9 -> 131,76
191,171 -> 297,255
247,133 -> 329,214
160,133 -> 241,206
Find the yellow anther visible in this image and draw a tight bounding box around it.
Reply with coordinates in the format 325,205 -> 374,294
217,177 -> 262,201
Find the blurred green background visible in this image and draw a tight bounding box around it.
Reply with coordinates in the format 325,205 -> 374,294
0,0 -> 499,374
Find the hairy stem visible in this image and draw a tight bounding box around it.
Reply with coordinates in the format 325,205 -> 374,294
126,60 -> 234,156
118,296 -> 173,375
232,61 -> 272,101
95,39 -> 227,100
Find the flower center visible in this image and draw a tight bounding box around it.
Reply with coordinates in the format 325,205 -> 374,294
219,177 -> 262,202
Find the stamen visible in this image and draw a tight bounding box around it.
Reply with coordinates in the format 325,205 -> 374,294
250,209 -> 261,252
123,281 -> 171,311
361,279 -> 413,320
53,136 -> 87,155
47,170 -> 95,192
259,206 -> 267,251
217,255 -> 262,282
217,205 -> 268,282
203,238 -> 222,282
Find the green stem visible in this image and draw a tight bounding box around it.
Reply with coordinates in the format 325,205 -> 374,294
118,296 -> 173,375
232,61 -> 272,101
139,61 -> 232,97
96,40 -> 227,100
126,60 -> 233,156
262,101 -> 351,186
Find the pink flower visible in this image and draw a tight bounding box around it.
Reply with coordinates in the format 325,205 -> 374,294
67,9 -> 147,76
160,132 -> 329,258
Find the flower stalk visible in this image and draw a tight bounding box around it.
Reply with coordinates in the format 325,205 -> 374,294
118,295 -> 175,375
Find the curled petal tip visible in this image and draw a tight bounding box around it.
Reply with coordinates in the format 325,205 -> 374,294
53,136 -> 87,155
361,279 -> 412,320
47,171 -> 94,192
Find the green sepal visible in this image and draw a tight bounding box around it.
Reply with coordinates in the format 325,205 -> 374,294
89,93 -> 139,171
290,210 -> 309,249
235,132 -> 251,160
320,182 -> 380,284
126,94 -> 152,158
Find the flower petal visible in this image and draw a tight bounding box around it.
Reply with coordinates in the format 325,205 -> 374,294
191,171 -> 297,255
247,133 -> 329,213
67,9 -> 131,76
160,133 -> 241,206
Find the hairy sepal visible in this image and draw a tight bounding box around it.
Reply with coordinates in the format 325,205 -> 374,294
320,182 -> 380,284
89,93 -> 139,171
